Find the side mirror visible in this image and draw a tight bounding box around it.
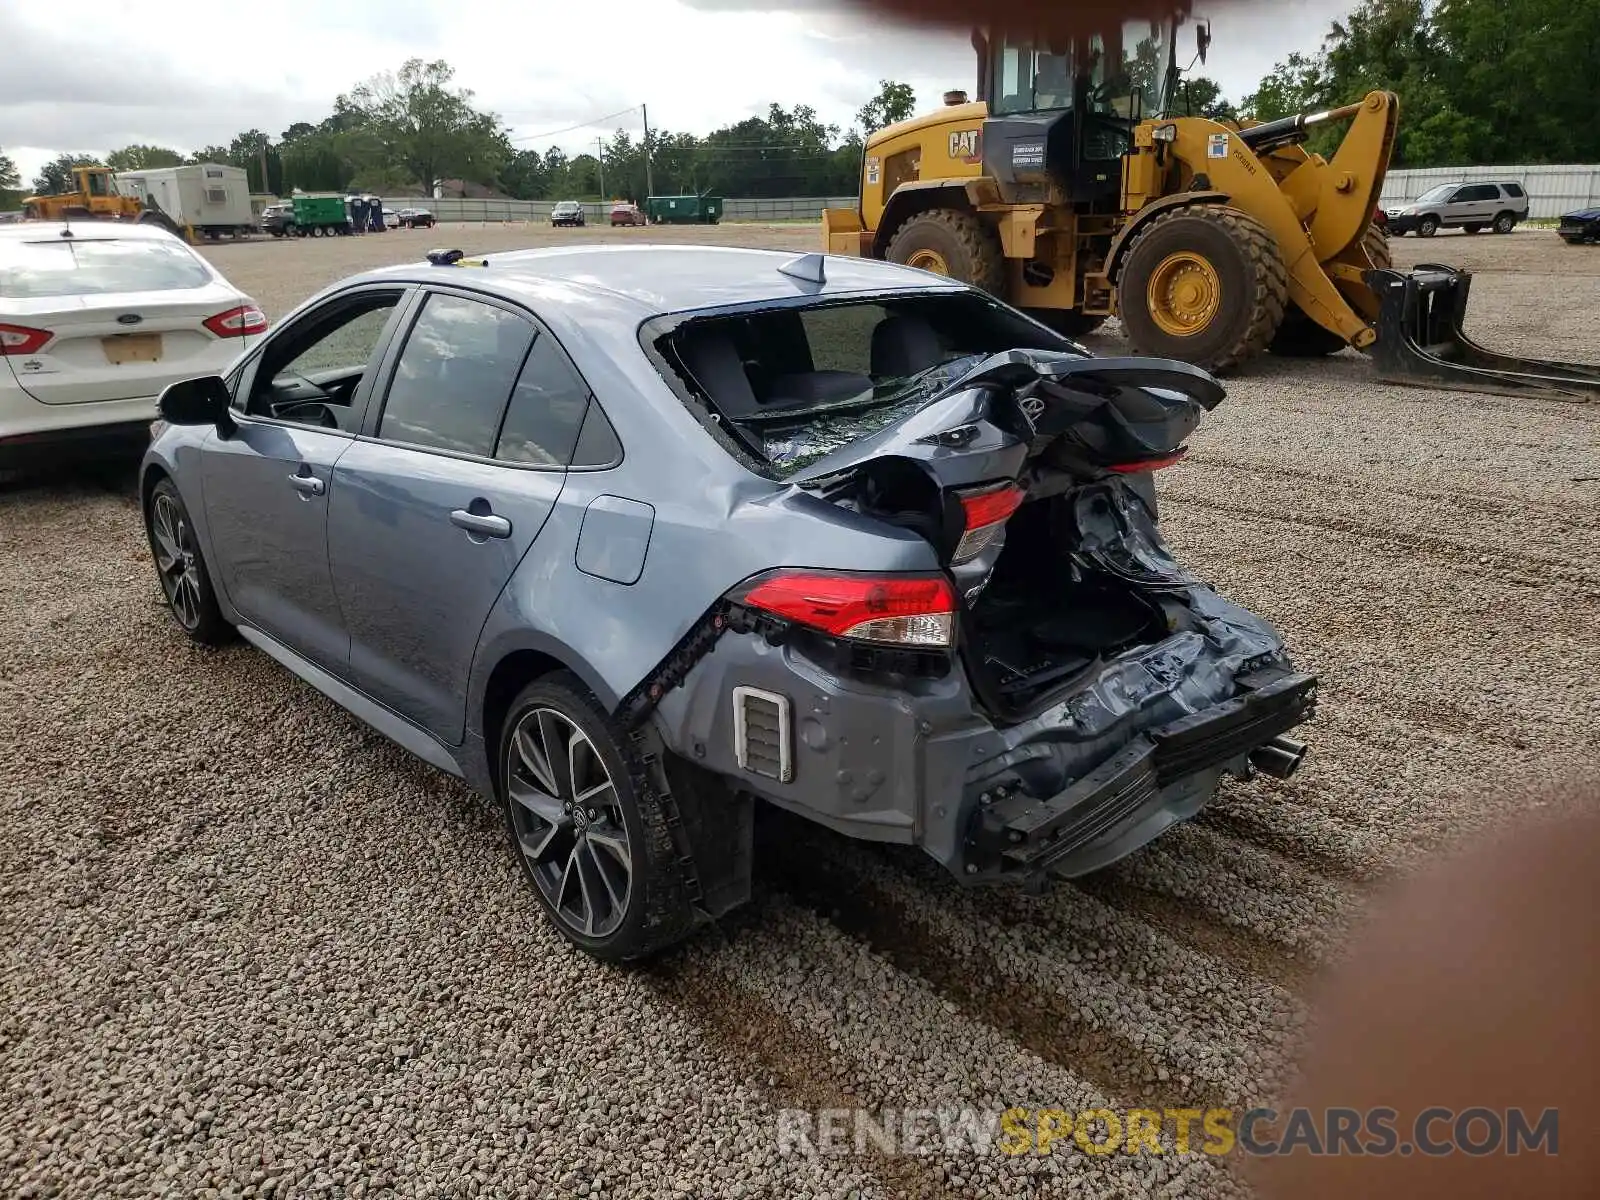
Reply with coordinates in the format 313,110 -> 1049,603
158,375 -> 235,433
1196,21 -> 1212,65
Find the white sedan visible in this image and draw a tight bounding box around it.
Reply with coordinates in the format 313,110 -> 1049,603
1,222 -> 267,468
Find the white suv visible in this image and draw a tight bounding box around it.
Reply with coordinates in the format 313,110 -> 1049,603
1386,181 -> 1530,237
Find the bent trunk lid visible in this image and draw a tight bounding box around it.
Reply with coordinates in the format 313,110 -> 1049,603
788,350 -> 1224,487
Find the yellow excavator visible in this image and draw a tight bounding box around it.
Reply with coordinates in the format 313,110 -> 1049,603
22,165 -> 187,239
822,2 -> 1600,400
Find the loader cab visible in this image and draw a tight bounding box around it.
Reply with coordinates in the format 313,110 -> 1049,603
77,168 -> 114,199
976,19 -> 1178,209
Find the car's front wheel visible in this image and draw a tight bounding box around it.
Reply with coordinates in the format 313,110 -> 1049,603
499,674 -> 697,962
145,477 -> 233,646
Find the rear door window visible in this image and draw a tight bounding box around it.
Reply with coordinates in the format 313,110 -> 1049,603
0,237 -> 212,299
376,291 -> 534,458
494,330 -> 597,467
1502,183 -> 1526,199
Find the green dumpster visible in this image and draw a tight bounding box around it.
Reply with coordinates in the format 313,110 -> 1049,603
645,194 -> 723,225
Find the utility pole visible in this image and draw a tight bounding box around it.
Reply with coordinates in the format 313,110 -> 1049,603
641,103 -> 655,199
596,138 -> 606,200
259,143 -> 271,196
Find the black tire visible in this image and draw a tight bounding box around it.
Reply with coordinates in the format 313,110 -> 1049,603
884,208 -> 1006,296
1270,223 -> 1390,358
1463,224 -> 1484,235
1418,215 -> 1439,237
1116,204 -> 1288,374
1492,212 -> 1517,235
498,673 -> 698,962
145,477 -> 233,647
1029,309 -> 1108,339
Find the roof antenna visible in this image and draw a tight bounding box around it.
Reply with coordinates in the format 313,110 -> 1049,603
777,252 -> 826,285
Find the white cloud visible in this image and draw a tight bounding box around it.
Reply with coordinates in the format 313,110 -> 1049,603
2,0 -> 1355,192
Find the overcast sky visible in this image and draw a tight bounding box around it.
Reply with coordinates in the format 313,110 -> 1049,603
2,0 -> 1356,190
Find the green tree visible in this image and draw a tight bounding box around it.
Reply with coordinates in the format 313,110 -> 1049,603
1240,51 -> 1327,121
106,145 -> 185,171
31,154 -> 103,196
339,58 -> 512,193
1180,77 -> 1238,121
855,80 -> 917,137
499,149 -> 547,199
188,145 -> 233,165
0,148 -> 19,208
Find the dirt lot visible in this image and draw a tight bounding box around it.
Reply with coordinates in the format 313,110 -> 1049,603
2,225 -> 1598,1198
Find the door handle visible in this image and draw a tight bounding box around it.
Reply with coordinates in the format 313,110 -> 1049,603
289,472 -> 325,497
450,509 -> 512,539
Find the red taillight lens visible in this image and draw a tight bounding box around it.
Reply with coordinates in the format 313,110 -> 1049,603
741,570 -> 957,648
1107,448 -> 1189,474
202,305 -> 268,338
0,323 -> 53,356
953,481 -> 1026,563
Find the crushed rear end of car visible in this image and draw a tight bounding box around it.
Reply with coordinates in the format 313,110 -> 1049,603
630,280 -> 1317,887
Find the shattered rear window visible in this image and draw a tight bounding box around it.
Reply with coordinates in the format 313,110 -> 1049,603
654,291 -> 1076,477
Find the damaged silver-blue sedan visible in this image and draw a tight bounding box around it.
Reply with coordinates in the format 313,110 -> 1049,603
140,243 -> 1317,960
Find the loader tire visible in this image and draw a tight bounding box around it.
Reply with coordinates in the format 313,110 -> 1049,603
1270,224 -> 1390,358
1116,204 -> 1287,375
885,208 -> 1006,297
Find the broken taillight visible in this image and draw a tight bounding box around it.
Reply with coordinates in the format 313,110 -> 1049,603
952,482 -> 1026,564
740,570 -> 956,648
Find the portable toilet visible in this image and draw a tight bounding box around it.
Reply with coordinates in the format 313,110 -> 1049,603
367,196 -> 386,233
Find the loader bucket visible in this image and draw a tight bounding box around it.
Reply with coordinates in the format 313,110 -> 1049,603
1365,265 -> 1600,402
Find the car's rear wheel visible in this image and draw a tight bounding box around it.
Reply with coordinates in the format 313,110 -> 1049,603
145,478 -> 233,646
499,674 -> 697,962
1493,212 -> 1517,234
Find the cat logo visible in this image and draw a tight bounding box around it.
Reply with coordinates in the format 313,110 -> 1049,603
948,128 -> 982,164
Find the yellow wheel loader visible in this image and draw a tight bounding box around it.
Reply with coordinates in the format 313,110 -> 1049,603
821,4 -> 1600,400
22,166 -> 188,240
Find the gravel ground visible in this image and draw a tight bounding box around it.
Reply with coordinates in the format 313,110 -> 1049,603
2,225 -> 1598,1199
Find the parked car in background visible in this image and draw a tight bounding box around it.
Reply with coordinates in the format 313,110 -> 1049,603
1384,181 -> 1528,237
1558,207 -> 1600,246
2,222 -> 265,468
139,243 -> 1316,962
260,203 -> 295,238
610,202 -> 647,227
397,207 -> 436,229
551,201 -> 585,228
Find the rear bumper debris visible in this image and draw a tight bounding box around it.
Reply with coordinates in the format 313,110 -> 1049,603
963,667 -> 1317,880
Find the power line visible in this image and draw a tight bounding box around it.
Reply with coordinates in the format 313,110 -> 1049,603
511,105 -> 643,144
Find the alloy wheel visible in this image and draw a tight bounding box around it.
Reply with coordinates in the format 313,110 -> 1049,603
506,706 -> 633,939
150,492 -> 204,631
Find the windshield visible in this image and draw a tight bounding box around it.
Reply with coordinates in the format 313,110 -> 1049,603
655,292 -> 1081,478
992,18 -> 1174,117
0,237 -> 212,299
1414,184 -> 1456,204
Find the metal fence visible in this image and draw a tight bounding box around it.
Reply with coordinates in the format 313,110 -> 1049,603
381,195 -> 856,224
1379,164 -> 1600,220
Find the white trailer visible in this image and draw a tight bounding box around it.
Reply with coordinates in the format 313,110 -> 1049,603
115,164 -> 255,238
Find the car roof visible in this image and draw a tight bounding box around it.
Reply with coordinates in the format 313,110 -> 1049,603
351,243 -> 966,320
0,221 -> 189,244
